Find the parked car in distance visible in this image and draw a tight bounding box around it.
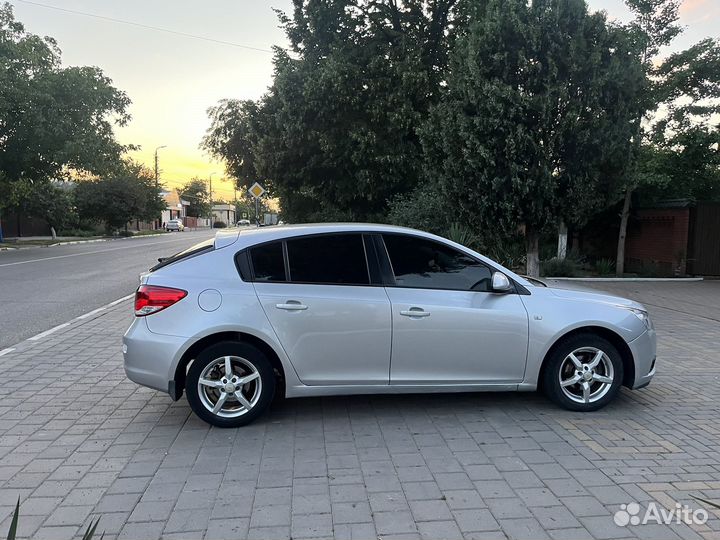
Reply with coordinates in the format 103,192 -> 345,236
236,219 -> 251,226
166,219 -> 185,232
123,224 -> 656,428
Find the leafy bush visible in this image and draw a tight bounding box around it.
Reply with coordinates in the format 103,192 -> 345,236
56,228 -> 99,237
213,221 -> 227,228
446,223 -> 478,249
117,230 -> 134,237
595,258 -> 615,275
638,260 -> 661,277
487,239 -> 527,272
541,257 -> 579,277
387,183 -> 449,236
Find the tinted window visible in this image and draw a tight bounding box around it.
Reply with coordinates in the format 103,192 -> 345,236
383,234 -> 492,291
287,235 -> 369,284
251,242 -> 286,281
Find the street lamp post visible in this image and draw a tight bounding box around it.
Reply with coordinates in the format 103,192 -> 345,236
154,145 -> 167,229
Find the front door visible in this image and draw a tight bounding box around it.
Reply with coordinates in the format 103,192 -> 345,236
251,234 -> 391,386
380,234 -> 529,384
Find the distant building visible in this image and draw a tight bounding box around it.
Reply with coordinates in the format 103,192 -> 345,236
161,191 -> 189,226
212,204 -> 236,225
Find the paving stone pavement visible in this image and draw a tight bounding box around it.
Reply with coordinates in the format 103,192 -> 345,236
1,281 -> 720,540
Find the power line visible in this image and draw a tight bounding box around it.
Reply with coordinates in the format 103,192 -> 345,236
12,0 -> 275,53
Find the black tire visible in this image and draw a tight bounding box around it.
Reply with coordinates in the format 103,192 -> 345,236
186,341 -> 275,427
542,333 -> 623,412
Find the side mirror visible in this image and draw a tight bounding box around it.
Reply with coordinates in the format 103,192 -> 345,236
491,271 -> 512,293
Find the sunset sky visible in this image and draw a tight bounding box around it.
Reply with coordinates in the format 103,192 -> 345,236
10,0 -> 720,202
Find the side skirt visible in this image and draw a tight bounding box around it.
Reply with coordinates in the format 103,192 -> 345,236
285,383 -> 534,399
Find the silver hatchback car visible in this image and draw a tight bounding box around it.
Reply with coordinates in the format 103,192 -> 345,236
123,224 -> 656,427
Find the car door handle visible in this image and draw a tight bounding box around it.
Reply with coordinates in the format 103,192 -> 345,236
276,302 -> 308,311
400,308 -> 430,318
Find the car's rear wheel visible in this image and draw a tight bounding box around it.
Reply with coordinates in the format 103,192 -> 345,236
186,341 -> 275,427
542,333 -> 623,411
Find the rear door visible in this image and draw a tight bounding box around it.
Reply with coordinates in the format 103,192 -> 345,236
250,233 -> 392,386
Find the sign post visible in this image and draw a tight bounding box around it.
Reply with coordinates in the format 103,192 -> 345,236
248,182 -> 266,227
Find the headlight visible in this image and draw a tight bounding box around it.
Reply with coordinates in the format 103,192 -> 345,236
628,307 -> 653,330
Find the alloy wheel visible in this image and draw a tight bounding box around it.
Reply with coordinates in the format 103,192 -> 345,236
558,346 -> 614,404
197,355 -> 262,417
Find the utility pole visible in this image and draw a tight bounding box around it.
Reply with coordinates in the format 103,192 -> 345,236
209,172 -> 217,228
154,145 -> 167,229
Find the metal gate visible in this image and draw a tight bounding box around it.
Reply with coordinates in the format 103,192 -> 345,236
688,202 -> 720,276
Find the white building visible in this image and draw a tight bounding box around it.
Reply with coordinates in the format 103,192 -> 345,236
211,204 -> 236,226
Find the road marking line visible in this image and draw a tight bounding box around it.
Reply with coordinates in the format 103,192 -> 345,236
27,322 -> 70,341
0,234 -> 212,268
75,307 -> 106,320
108,294 -> 134,306
0,348 -> 16,357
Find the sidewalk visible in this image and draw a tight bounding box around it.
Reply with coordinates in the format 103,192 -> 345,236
0,284 -> 719,539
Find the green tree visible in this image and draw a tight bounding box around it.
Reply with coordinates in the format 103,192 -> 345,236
4,180 -> 76,239
179,178 -> 212,218
614,0 -> 720,274
0,3 -> 130,184
0,177 -> 75,239
203,0 -> 462,223
74,163 -> 164,232
422,0 -> 643,276
0,3 -> 131,236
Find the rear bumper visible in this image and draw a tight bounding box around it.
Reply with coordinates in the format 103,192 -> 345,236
123,317 -> 187,397
628,328 -> 657,389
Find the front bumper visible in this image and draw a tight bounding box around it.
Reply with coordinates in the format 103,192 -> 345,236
628,328 -> 657,389
123,317 -> 188,396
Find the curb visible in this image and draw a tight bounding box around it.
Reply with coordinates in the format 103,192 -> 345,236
50,232 -> 170,246
5,232 -> 171,250
0,293 -> 134,357
545,277 -> 704,282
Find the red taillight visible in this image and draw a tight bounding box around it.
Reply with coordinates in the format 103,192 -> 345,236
135,285 -> 187,316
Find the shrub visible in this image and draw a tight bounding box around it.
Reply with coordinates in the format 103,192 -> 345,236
541,257 -> 579,277
638,260 -> 661,277
56,228 -> 99,237
213,221 -> 227,228
595,258 -> 615,276
487,240 -> 527,272
387,183 -> 449,236
446,223 -> 478,249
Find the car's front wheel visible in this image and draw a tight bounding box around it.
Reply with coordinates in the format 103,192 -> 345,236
542,333 -> 623,411
186,341 -> 275,427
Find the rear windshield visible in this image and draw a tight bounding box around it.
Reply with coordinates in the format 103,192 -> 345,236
150,238 -> 214,271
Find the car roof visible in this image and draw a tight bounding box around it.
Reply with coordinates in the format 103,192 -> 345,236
240,222 -> 425,242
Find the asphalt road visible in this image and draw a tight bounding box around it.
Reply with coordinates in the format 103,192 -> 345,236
0,230 -> 216,349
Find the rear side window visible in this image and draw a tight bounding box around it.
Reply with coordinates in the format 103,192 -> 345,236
250,242 -> 286,281
382,234 -> 492,291
286,234 -> 369,285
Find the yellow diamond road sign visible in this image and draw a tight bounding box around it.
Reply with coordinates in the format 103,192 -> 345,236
249,182 -> 265,199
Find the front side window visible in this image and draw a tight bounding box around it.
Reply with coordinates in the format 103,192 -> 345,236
251,241 -> 286,281
382,234 -> 492,291
286,234 -> 370,285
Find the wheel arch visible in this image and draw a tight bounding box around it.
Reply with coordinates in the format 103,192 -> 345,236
172,331 -> 286,401
537,325 -> 635,390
